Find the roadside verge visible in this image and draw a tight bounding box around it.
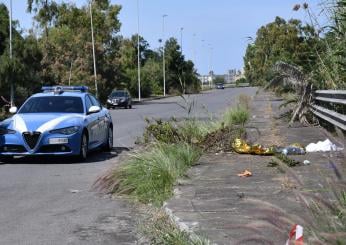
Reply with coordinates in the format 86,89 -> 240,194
164,89 -> 345,244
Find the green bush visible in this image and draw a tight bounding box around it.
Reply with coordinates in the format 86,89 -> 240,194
143,119 -> 181,144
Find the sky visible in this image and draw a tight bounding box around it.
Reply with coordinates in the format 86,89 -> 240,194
1,0 -> 327,75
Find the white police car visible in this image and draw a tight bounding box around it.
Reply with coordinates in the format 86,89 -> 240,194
0,86 -> 113,162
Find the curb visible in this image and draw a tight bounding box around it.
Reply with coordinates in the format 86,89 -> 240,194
132,95 -> 176,104
163,201 -> 213,244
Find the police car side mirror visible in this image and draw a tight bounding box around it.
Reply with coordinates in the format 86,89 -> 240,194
88,106 -> 101,114
9,106 -> 17,114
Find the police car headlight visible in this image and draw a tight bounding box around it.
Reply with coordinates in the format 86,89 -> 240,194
0,128 -> 16,135
50,126 -> 80,135
107,99 -> 111,103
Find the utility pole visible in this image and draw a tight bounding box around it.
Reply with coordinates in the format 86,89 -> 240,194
89,1 -> 98,98
201,39 -> 205,89
180,27 -> 183,53
68,61 -> 73,86
208,44 -> 213,88
180,27 -> 184,93
9,0 -> 14,107
162,14 -> 167,96
137,0 -> 141,101
193,33 -> 196,63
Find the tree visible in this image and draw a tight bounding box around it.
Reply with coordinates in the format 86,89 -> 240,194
27,1 -> 122,101
243,17 -> 318,87
0,4 -> 42,106
164,37 -> 200,94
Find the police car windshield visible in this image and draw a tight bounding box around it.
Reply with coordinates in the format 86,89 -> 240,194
18,96 -> 84,114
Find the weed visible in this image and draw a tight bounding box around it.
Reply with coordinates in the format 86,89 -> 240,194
222,106 -> 249,127
274,154 -> 300,167
267,159 -> 279,167
179,119 -> 220,145
143,118 -> 181,144
141,209 -> 210,245
106,143 -> 201,206
177,95 -> 197,118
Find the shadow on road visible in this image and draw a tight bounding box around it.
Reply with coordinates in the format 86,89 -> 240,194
0,147 -> 131,165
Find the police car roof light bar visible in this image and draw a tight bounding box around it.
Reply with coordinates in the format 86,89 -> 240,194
41,86 -> 89,93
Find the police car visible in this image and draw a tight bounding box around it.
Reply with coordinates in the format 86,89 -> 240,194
0,86 -> 113,162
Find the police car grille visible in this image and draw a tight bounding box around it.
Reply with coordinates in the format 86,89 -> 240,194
23,132 -> 41,149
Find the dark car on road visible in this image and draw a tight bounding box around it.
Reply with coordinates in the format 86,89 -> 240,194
215,83 -> 225,89
106,90 -> 132,109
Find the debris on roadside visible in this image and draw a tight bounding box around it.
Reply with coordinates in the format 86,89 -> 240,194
306,138 -> 343,152
279,143 -> 305,155
286,224 -> 304,245
201,126 -> 245,153
237,169 -> 252,177
303,160 -> 310,165
232,138 -> 274,155
232,139 -> 307,156
69,189 -> 81,193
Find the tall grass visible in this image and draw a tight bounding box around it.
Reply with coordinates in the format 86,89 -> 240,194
109,143 -> 201,206
222,94 -> 251,127
222,106 -> 249,127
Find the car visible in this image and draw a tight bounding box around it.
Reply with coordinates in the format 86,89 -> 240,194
215,83 -> 225,89
106,90 -> 132,109
0,86 -> 113,162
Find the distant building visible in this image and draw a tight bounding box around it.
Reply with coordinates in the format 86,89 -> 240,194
224,69 -> 237,83
199,69 -> 243,85
198,71 -> 214,86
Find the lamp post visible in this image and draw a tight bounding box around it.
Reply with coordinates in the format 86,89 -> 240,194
179,27 -> 185,93
9,0 -> 14,107
89,1 -> 98,98
180,27 -> 183,53
193,33 -> 196,62
162,14 -> 167,96
208,44 -> 213,88
201,39 -> 205,88
137,0 -> 141,101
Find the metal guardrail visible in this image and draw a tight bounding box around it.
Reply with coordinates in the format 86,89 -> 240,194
311,90 -> 346,131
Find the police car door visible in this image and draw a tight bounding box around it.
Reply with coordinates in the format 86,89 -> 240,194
85,95 -> 100,147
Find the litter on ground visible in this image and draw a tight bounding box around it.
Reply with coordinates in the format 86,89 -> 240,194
303,160 -> 310,165
237,169 -> 252,177
306,139 -> 343,152
232,138 -> 274,155
232,139 -> 305,155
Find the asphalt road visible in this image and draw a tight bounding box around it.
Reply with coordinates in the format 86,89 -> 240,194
0,87 -> 257,245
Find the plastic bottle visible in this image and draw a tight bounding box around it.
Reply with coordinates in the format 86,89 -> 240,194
281,146 -> 305,155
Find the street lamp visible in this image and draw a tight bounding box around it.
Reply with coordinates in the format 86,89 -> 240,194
208,44 -> 213,88
89,1 -> 98,98
179,27 -> 185,93
162,14 -> 168,96
137,0 -> 141,101
200,39 -> 205,88
180,27 -> 184,53
9,0 -> 14,107
193,33 -> 196,63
